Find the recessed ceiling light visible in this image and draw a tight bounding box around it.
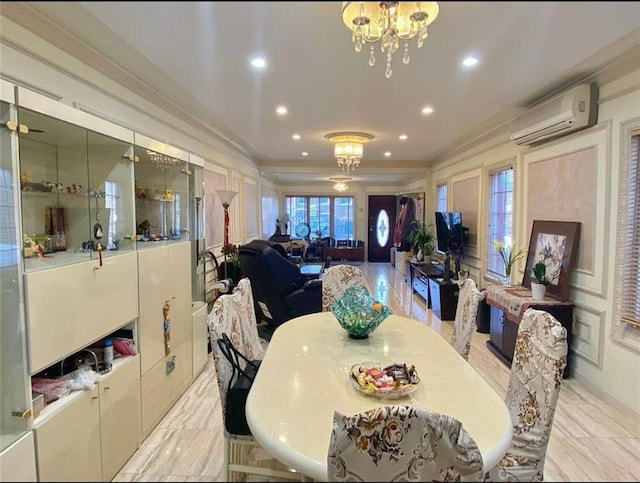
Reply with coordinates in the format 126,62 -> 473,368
384,151 -> 392,157
301,152 -> 309,157
292,134 -> 301,140
399,134 -> 408,141
462,56 -> 479,67
276,106 -> 288,115
250,57 -> 266,68
422,106 -> 434,115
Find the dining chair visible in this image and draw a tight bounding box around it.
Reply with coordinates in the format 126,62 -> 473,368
328,405 -> 484,481
486,308 -> 568,482
451,278 -> 485,360
322,264 -> 372,311
207,278 -> 308,482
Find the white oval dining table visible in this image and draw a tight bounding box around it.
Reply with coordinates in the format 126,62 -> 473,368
246,312 -> 513,481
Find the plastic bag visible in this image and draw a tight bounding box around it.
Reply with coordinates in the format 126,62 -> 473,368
63,366 -> 100,391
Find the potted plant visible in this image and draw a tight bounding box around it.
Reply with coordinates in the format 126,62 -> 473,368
409,221 -> 434,262
492,240 -> 526,286
530,261 -> 559,300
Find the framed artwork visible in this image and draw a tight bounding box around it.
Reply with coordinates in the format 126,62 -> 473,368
522,220 -> 581,301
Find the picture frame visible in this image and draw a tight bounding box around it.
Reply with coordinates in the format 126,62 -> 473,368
521,220 -> 581,302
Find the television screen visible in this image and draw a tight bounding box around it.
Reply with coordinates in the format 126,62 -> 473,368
434,211 -> 464,254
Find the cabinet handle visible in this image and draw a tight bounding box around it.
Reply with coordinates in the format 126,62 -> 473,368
103,386 -> 110,391
12,409 -> 32,420
0,121 -> 29,134
1,120 -> 17,132
91,396 -> 98,400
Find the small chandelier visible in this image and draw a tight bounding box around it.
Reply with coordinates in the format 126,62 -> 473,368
341,1 -> 440,78
147,150 -> 181,169
330,177 -> 352,192
326,132 -> 373,174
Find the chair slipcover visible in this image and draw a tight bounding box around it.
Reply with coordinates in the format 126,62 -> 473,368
487,308 -> 567,482
328,405 -> 484,482
451,278 -> 485,360
322,264 -> 372,311
207,277 -> 265,419
206,278 -> 308,482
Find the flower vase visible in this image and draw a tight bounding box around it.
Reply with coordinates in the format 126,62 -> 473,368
416,248 -> 423,262
504,274 -> 512,287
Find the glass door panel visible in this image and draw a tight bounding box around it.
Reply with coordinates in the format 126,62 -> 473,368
17,107 -> 91,271
0,100 -> 31,451
86,130 -> 135,259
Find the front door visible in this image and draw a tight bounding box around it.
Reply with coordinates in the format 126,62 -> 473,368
367,195 -> 397,262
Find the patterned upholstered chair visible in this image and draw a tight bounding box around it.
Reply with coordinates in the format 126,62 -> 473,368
322,264 -> 371,311
207,278 -> 306,481
328,405 -> 484,482
486,308 -> 568,482
451,278 -> 485,360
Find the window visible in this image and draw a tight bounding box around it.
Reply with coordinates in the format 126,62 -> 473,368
613,121 -> 640,350
285,195 -> 355,239
436,183 -> 447,212
0,168 -> 18,269
104,181 -> 119,250
487,167 -> 515,277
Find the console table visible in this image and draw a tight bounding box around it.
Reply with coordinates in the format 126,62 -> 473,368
485,284 -> 574,378
406,262 -> 458,320
323,246 -> 364,262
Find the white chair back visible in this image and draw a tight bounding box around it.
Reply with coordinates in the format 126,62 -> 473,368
328,405 -> 484,481
322,264 -> 371,311
488,308 -> 567,481
451,278 -> 485,360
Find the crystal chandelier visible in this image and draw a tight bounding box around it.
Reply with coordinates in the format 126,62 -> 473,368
326,132 -> 373,174
341,1 -> 440,78
330,177 -> 352,192
147,150 -> 181,169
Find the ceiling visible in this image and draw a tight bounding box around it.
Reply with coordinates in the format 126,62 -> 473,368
12,2 -> 640,187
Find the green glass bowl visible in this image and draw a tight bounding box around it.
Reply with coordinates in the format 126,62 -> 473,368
330,286 -> 392,339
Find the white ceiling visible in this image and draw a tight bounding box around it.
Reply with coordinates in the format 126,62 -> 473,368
17,2 -> 640,186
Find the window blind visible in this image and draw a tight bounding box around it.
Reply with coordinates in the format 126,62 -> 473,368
620,130 -> 640,328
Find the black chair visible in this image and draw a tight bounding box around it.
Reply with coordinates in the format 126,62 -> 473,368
238,240 -> 322,329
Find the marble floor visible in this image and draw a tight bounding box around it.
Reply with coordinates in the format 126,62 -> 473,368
114,262 -> 640,482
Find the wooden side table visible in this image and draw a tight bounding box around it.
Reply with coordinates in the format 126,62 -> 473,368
485,284 -> 574,377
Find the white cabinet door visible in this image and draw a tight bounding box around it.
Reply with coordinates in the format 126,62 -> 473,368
167,241 -> 192,348
99,356 -> 141,481
26,253 -> 139,373
192,302 -> 209,378
138,246 -> 171,375
34,389 -> 101,482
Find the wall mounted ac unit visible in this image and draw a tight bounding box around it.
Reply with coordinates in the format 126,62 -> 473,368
509,83 -> 598,146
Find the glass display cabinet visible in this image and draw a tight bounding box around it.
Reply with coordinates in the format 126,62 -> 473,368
132,137 -> 191,247
16,106 -> 135,272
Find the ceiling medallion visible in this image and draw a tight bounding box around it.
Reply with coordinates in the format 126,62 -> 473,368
326,132 -> 373,175
341,1 -> 440,78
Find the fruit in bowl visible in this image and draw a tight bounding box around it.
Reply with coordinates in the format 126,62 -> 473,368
330,285 -> 392,339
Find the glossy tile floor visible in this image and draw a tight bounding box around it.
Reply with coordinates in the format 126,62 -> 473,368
114,262 -> 640,482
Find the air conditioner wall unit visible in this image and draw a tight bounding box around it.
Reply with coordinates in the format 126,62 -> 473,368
509,83 -> 598,146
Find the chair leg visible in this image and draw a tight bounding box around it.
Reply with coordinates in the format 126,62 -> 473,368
225,433 -> 313,481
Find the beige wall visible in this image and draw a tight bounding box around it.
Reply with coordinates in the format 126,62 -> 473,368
431,70 -> 640,414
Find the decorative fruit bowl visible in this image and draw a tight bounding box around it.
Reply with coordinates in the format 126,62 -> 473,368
330,285 -> 392,339
350,362 -> 420,399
